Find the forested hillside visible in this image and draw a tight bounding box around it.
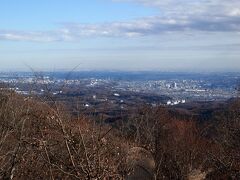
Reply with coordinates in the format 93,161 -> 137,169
0,90 -> 239,179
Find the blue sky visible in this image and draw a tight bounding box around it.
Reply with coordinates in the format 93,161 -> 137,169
1,0 -> 240,71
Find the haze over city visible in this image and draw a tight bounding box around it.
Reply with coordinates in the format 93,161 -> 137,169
1,0 -> 240,71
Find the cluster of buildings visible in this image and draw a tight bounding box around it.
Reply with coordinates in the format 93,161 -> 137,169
0,73 -> 237,106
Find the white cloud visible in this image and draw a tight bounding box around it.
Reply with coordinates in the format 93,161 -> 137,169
114,0 -> 240,26
0,30 -> 60,42
229,8 -> 240,16
0,0 -> 240,42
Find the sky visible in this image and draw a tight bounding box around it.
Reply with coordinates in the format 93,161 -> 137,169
0,0 -> 240,72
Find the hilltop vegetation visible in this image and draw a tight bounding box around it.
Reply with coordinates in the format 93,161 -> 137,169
0,90 -> 239,179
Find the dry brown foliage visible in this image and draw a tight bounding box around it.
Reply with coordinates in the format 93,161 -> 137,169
0,90 -> 129,179
0,89 -> 239,179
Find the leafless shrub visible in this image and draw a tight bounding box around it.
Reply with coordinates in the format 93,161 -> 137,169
206,99 -> 240,179
0,89 -> 128,179
123,106 -> 210,179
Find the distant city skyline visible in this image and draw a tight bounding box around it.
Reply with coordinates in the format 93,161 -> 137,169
1,0 -> 240,72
